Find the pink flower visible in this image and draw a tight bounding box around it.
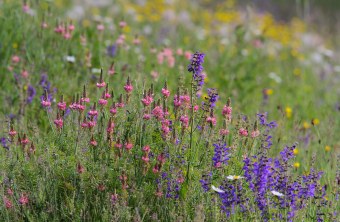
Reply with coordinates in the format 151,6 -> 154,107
80,97 -> 90,103
251,130 -> 260,138
68,24 -> 75,31
97,24 -> 105,31
173,95 -> 182,107
180,95 -> 190,105
87,120 -> 96,129
219,129 -> 230,136
54,118 -> 63,129
151,70 -> 159,79
88,110 -> 98,117
98,98 -> 108,106
142,155 -> 149,163
19,193 -> 29,206
7,189 -> 13,196
125,142 -> 133,151
214,162 -> 222,168
141,96 -> 153,106
41,22 -> 48,29
180,115 -> 189,128
119,21 -> 127,28
142,145 -> 150,153
124,84 -> 133,93
239,128 -> 248,137
157,52 -> 164,64
104,93 -> 111,99
222,105 -> 232,116
57,102 -> 67,111
41,100 -> 51,107
77,163 -> 85,174
193,105 -> 199,112
9,130 -> 17,137
143,113 -> 151,120
161,88 -> 170,98
184,51 -> 192,60
21,70 -> 29,78
176,48 -> 183,55
12,55 -> 20,63
206,116 -> 217,126
110,107 -> 117,115
96,82 -> 106,88
90,139 -> 97,147
116,102 -> 125,108
111,193 -> 118,205
3,196 -> 13,209
133,37 -> 141,45
152,106 -> 164,120
115,142 -> 122,149
22,4 -> 29,13
63,32 -> 71,39
167,56 -> 175,68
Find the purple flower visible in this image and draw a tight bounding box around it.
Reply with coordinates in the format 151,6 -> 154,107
212,143 -> 230,168
26,85 -> 36,104
207,88 -> 219,108
1,137 -> 9,150
188,51 -> 205,90
107,44 -> 116,57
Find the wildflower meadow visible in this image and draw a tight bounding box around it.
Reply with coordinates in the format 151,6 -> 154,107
0,0 -> 339,221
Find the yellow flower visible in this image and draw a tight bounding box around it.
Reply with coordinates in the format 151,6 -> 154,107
293,148 -> 298,155
12,43 -> 18,49
293,68 -> 301,76
23,85 -> 28,91
293,162 -> 300,168
325,146 -> 331,152
303,121 -> 310,129
82,19 -> 91,28
285,106 -> 292,118
266,89 -> 273,95
311,118 -> 320,126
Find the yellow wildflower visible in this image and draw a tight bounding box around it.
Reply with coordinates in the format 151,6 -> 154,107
325,146 -> 331,152
285,106 -> 292,118
293,162 -> 300,168
293,148 -> 298,155
303,121 -> 310,129
311,118 -> 320,126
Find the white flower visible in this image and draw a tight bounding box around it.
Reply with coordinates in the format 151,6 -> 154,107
211,185 -> 225,193
268,72 -> 282,83
91,68 -> 101,74
271,190 -> 284,197
65,56 -> 76,63
226,175 -> 244,181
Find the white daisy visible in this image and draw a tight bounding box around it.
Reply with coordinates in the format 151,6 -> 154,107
91,68 -> 102,74
271,190 -> 284,197
211,185 -> 225,194
65,56 -> 76,63
226,175 -> 244,181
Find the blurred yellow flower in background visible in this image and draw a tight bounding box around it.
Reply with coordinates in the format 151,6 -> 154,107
285,106 -> 292,118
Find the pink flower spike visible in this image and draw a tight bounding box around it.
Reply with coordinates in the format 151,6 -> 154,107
80,97 -> 90,103
125,142 -> 133,151
239,128 -> 248,137
19,193 -> 29,206
142,145 -> 150,153
57,102 -> 67,111
4,196 -> 13,209
68,24 -> 75,32
54,118 -> 63,129
98,98 -> 108,106
41,100 -> 51,107
124,84 -> 133,93
161,88 -> 170,98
